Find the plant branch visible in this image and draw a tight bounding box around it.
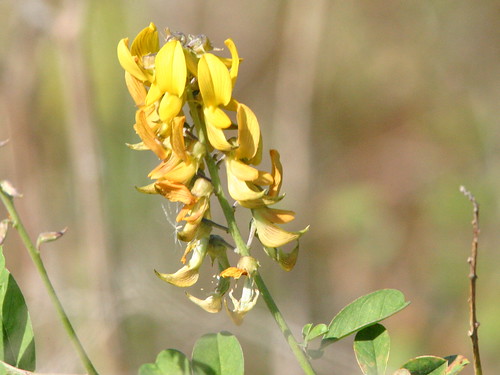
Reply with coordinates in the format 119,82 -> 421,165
459,186 -> 483,375
187,95 -> 317,375
0,182 -> 99,375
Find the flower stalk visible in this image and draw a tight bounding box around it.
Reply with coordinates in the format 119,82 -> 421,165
0,183 -> 99,375
188,98 -> 317,375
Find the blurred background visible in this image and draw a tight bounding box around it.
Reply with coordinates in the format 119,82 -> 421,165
0,0 -> 499,374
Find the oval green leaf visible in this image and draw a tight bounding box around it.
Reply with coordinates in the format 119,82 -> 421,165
0,250 -> 36,371
138,349 -> 191,375
192,331 -> 244,375
323,289 -> 409,343
353,324 -> 390,375
401,356 -> 447,375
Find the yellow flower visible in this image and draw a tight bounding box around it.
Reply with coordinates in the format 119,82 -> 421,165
117,23 -> 159,83
198,40 -> 239,151
155,237 -> 209,287
146,39 -> 187,124
235,103 -> 261,163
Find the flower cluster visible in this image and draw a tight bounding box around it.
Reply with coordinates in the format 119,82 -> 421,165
118,23 -> 307,323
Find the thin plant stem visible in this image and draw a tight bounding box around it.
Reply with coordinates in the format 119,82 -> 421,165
0,183 -> 99,375
187,96 -> 317,375
459,186 -> 483,375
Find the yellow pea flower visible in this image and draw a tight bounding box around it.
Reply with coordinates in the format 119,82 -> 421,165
147,40 -> 187,124
197,40 -> 240,151
155,237 -> 209,287
117,22 -> 159,83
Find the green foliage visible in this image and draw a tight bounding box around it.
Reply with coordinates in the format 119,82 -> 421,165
323,289 -> 410,344
353,324 -> 390,375
302,323 -> 328,344
0,249 -> 36,372
443,355 -> 469,375
138,332 -> 244,375
399,356 -> 447,375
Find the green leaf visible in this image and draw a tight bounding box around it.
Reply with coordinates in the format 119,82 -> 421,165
0,249 -> 36,371
138,349 -> 191,375
0,360 -> 32,374
192,331 -> 244,375
353,324 -> 390,375
400,356 -> 447,375
444,355 -> 469,375
306,324 -> 328,342
302,323 -> 313,340
323,289 -> 410,343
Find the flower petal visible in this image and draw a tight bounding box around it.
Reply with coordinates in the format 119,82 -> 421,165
117,38 -> 149,82
258,208 -> 296,224
155,40 -> 187,96
203,106 -> 232,129
268,149 -> 283,197
145,82 -> 163,105
220,267 -> 248,279
125,72 -> 147,107
186,292 -> 222,313
154,266 -> 199,287
159,92 -> 183,124
171,116 -> 189,162
155,180 -> 196,205
134,110 -> 168,160
236,103 -> 260,160
227,164 -> 266,202
130,22 -> 159,59
253,209 -> 308,248
198,53 -> 232,107
205,123 -> 233,151
224,38 -> 239,87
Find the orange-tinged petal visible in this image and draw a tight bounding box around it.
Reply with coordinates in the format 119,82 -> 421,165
258,208 -> 296,224
154,267 -> 199,287
130,22 -> 159,58
155,161 -> 197,184
125,72 -> 147,106
227,164 -> 266,202
198,53 -> 232,107
227,158 -> 258,181
149,152 -> 180,179
236,103 -> 260,160
220,267 -> 248,279
171,116 -> 189,162
205,123 -> 233,151
117,38 -> 148,81
159,92 -> 183,123
269,149 -> 283,197
224,38 -> 239,87
155,40 -> 187,96
227,158 -> 272,185
155,180 -> 196,205
203,106 -> 232,129
134,110 -> 168,160
253,209 -> 308,248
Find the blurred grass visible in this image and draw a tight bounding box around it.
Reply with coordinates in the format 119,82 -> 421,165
1,0 -> 499,374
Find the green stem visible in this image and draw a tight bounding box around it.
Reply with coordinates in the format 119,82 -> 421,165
0,184 -> 99,375
187,97 -> 317,375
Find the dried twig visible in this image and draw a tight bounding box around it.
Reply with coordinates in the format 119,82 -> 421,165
459,186 -> 483,375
